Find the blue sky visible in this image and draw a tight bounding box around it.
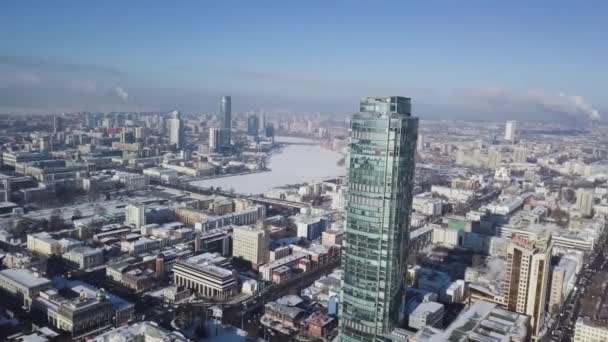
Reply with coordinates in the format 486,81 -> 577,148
0,1 -> 606,121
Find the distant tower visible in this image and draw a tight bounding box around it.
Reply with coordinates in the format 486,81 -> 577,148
220,96 -> 231,146
417,134 -> 425,152
194,235 -> 202,254
247,115 -> 259,137
575,188 -> 594,217
40,135 -> 52,153
121,130 -> 135,144
53,115 -> 63,133
155,253 -> 165,278
505,120 -> 517,142
3,179 -> 10,202
134,126 -> 146,142
264,124 -> 275,143
125,202 -> 146,229
168,110 -> 185,149
513,147 -> 527,163
209,127 -> 228,153
259,114 -> 266,135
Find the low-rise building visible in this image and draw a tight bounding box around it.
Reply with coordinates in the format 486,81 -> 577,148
419,300 -> 530,342
321,229 -> 343,246
409,301 -> 444,330
33,289 -> 113,338
173,254 -> 237,300
307,312 -> 338,338
62,246 -> 104,270
90,321 -> 188,341
0,268 -> 52,307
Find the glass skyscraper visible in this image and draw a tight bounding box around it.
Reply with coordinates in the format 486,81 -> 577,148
220,95 -> 231,146
340,96 -> 418,342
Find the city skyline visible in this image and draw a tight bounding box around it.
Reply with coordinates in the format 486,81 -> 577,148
0,2 -> 605,123
2,3 -> 608,341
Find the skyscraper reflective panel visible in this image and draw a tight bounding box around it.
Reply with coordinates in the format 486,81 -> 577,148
340,96 -> 418,342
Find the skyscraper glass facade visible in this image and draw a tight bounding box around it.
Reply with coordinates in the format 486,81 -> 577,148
340,96 -> 418,342
221,95 -> 232,146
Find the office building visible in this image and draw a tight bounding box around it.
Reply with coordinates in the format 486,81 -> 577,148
247,115 -> 259,137
40,135 -> 52,153
125,202 -> 146,229
409,301 -> 444,330
33,289 -> 113,338
574,318 -> 608,342
134,126 -> 146,141
513,147 -> 527,163
0,268 -> 52,307
209,127 -> 221,153
53,115 -> 63,133
265,124 -> 275,141
576,188 -> 594,217
232,225 -> 269,267
339,96 -> 418,341
62,246 -> 104,270
209,127 -> 230,153
505,120 -> 517,142
294,214 -> 329,241
502,233 -> 552,340
487,149 -> 502,169
220,95 -> 231,146
417,300 -> 530,342
173,254 -> 237,300
168,110 -> 185,149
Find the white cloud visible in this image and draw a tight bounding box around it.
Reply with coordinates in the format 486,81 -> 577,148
114,86 -> 129,101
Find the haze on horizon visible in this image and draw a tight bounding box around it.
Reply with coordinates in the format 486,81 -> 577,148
0,1 -> 606,123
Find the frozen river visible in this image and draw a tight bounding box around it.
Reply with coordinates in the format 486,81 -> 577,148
190,137 -> 345,195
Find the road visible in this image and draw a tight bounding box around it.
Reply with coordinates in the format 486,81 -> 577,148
550,223 -> 608,342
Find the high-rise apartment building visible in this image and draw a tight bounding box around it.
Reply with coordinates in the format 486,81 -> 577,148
220,95 -> 231,146
339,96 -> 418,342
502,233 -> 552,340
232,226 -> 269,268
505,120 -> 517,142
487,149 -> 502,169
168,110 -> 185,149
576,188 -> 594,217
125,202 -> 146,229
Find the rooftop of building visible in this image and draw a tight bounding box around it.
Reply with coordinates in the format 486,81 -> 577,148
0,268 -> 51,288
411,301 -> 444,316
52,278 -> 133,312
424,301 -> 529,342
90,321 -> 188,341
265,301 -> 307,320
